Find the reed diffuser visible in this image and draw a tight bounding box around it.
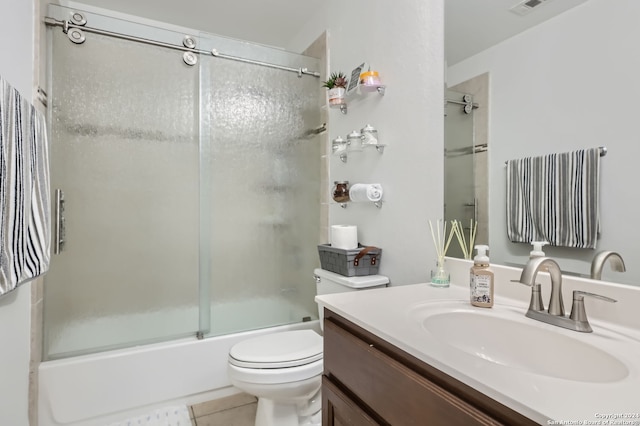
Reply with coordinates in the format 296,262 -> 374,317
428,219 -> 456,287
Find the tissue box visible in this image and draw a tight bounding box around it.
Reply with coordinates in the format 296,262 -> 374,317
317,243 -> 382,277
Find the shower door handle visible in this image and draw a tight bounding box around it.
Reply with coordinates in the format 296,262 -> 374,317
54,189 -> 66,254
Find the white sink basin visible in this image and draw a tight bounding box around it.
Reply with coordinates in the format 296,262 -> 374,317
409,301 -> 629,383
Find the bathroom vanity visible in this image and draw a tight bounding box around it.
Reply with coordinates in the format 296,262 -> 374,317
322,308 -> 535,425
316,258 -> 640,425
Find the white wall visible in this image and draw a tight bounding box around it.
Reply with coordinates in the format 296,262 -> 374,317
0,0 -> 35,424
1,0 -> 34,98
0,2 -> 34,424
289,0 -> 445,285
447,0 -> 640,285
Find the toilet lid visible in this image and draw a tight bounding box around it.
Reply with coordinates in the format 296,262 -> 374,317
229,330 -> 323,369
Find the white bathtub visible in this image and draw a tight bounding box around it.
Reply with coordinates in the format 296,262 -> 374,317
38,320 -> 321,426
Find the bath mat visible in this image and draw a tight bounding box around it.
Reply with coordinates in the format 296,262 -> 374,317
106,405 -> 191,426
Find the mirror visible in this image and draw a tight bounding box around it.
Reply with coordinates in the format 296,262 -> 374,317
445,0 -> 639,286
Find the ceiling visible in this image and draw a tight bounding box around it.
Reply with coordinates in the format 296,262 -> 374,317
68,0 -> 326,49
445,0 -> 590,65
68,0 -> 589,63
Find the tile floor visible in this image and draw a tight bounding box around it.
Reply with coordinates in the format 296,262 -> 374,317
189,393 -> 257,426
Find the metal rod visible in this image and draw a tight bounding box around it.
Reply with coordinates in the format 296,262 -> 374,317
45,17 -> 200,53
504,146 -> 607,165
211,49 -> 320,77
44,17 -> 320,78
445,98 -> 479,109
445,143 -> 488,157
54,189 -> 65,254
308,123 -> 327,135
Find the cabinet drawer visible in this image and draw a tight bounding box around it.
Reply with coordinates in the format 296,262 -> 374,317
322,376 -> 381,426
324,318 -> 504,426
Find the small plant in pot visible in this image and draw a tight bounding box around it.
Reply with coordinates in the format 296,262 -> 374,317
323,71 -> 348,107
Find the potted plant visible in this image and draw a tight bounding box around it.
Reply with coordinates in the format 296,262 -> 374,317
323,71 -> 348,107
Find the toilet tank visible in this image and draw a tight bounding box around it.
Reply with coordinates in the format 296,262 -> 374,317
314,268 -> 389,330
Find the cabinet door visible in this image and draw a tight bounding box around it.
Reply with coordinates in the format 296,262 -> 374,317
324,318 -> 504,425
322,376 -> 382,426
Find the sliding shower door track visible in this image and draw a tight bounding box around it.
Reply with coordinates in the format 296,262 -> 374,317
44,16 -> 320,78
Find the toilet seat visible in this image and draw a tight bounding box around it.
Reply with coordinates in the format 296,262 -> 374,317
229,330 -> 323,369
228,358 -> 323,385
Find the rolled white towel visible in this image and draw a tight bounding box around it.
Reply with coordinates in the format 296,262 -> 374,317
349,183 -> 383,202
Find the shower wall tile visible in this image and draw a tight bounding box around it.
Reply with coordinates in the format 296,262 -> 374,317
475,151 -> 489,245
321,155 -> 330,205
303,31 -> 329,246
29,294 -> 43,426
319,223 -> 329,245
34,0 -> 47,113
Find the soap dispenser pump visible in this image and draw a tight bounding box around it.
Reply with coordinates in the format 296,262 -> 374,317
470,245 -> 494,308
530,241 -> 548,258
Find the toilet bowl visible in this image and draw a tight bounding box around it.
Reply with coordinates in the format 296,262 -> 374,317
227,268 -> 389,426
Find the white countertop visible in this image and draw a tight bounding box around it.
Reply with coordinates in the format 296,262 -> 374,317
315,259 -> 640,424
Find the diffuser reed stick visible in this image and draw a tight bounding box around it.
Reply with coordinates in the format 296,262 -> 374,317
452,219 -> 477,260
428,219 -> 456,260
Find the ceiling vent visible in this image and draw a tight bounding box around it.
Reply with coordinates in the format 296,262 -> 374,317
510,0 -> 551,16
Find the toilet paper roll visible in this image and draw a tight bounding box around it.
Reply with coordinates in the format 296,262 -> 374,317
349,183 -> 383,202
330,225 -> 358,250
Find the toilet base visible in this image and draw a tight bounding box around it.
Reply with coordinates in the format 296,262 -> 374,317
255,396 -> 321,426
230,373 -> 322,426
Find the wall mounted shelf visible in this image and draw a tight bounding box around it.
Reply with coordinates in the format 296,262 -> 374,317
335,200 -> 383,209
334,143 -> 387,163
339,86 -> 386,115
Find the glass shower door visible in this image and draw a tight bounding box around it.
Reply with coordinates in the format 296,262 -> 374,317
199,40 -> 322,336
444,89 -> 476,259
44,28 -> 201,359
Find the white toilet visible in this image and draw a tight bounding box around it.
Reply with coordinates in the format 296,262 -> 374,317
227,268 -> 389,426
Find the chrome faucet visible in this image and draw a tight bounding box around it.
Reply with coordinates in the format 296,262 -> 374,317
518,257 -> 616,332
590,251 -> 626,280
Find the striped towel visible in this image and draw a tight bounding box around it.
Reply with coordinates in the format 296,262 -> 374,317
506,148 -> 600,249
0,76 -> 50,297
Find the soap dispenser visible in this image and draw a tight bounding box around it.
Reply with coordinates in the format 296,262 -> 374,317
530,241 -> 548,258
470,245 -> 494,308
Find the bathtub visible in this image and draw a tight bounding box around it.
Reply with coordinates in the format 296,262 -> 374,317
38,319 -> 321,426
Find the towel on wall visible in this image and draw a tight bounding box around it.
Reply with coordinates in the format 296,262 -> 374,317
0,76 -> 51,297
506,148 -> 600,249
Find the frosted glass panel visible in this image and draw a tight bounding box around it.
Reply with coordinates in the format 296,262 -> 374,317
200,51 -> 321,336
44,30 -> 200,359
444,89 -> 476,259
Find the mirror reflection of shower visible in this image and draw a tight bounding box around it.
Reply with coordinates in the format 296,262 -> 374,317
444,73 -> 489,259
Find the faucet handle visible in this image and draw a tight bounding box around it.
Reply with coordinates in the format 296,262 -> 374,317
569,290 -> 617,332
511,280 -> 544,311
572,290 -> 617,304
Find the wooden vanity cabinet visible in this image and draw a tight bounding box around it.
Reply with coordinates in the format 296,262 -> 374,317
322,309 -> 537,426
